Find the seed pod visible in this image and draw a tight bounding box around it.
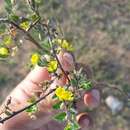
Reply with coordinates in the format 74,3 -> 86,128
84,89 -> 100,109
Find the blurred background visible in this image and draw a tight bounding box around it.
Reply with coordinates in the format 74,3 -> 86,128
0,0 -> 130,130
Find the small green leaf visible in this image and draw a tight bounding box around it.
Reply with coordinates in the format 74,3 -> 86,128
52,94 -> 58,99
5,0 -> 12,13
0,24 -> 6,34
52,102 -> 63,110
5,110 -> 12,116
9,14 -> 19,22
54,112 -> 66,122
64,122 -> 80,130
26,105 -> 38,113
69,108 -> 77,115
0,47 -> 9,58
30,13 -> 40,23
3,35 -> 13,45
81,81 -> 92,91
35,0 -> 42,4
20,21 -> 30,31
71,79 -> 77,86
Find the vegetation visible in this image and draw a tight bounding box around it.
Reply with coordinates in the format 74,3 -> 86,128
0,0 -> 130,130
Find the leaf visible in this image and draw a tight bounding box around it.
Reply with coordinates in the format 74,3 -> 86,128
0,47 -> 9,58
52,101 -> 63,110
5,110 -> 12,116
54,112 -> 66,122
5,0 -> 12,5
9,14 -> 19,22
69,108 -> 77,115
20,21 -> 30,31
64,122 -> 80,130
30,13 -> 40,23
71,79 -> 77,86
26,96 -> 38,114
81,81 -> 92,91
35,0 -> 42,4
38,59 -> 48,67
26,105 -> 38,113
52,94 -> 58,99
5,0 -> 12,13
27,96 -> 36,104
3,35 -> 13,45
0,24 -> 6,34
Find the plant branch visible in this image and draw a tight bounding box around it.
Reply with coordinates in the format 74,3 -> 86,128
0,89 -> 55,123
44,24 -> 71,83
0,17 -> 49,52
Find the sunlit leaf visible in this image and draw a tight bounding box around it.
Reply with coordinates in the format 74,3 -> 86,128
26,105 -> 38,113
81,81 -> 92,91
3,35 -> 13,46
54,112 -> 66,122
26,96 -> 38,115
52,101 -> 63,110
30,13 -> 40,23
0,47 -> 9,58
64,122 -> 80,130
20,21 -> 30,31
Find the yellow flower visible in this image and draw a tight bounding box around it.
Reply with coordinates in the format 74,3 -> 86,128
55,86 -> 74,101
56,39 -> 74,52
47,60 -> 58,73
0,47 -> 9,58
31,53 -> 40,65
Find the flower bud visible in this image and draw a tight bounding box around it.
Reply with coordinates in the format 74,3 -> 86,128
84,89 -> 100,109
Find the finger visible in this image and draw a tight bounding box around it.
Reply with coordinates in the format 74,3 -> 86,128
57,51 -> 74,72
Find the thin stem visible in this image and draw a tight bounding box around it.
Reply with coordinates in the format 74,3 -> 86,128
0,18 -> 49,52
45,24 -> 71,83
0,89 -> 55,123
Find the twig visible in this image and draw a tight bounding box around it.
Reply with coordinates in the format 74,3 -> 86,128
44,24 -> 71,83
0,89 -> 55,123
0,17 -> 48,51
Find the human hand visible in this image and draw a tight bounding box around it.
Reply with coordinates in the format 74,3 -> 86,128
0,52 -> 75,130
0,52 -> 100,130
